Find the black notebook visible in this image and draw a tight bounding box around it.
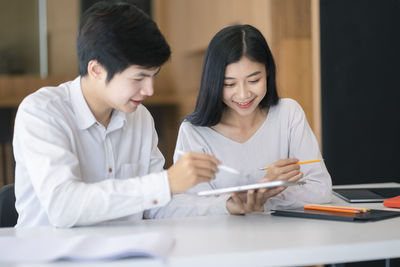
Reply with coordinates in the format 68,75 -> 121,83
272,208 -> 400,222
333,187 -> 400,203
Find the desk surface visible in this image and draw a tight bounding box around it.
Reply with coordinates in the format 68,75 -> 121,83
1,182 -> 399,267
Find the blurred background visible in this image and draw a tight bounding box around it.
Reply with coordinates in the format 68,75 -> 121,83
0,0 -> 399,189
1,1 -> 399,265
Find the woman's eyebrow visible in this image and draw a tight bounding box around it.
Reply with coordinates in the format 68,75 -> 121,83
224,71 -> 262,80
246,71 -> 261,78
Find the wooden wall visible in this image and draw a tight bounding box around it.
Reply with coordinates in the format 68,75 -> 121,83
0,1 -> 40,75
47,0 -> 80,77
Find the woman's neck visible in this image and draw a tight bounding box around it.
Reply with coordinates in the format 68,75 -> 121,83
221,107 -> 267,130
212,108 -> 268,143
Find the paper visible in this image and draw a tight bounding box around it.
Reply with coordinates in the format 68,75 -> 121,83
0,232 -> 174,263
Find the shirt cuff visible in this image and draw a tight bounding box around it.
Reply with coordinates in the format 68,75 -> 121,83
140,171 -> 171,210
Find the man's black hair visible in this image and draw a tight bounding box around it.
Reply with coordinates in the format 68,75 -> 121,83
77,1 -> 171,82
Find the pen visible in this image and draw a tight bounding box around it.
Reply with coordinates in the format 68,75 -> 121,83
304,204 -> 370,214
258,159 -> 322,170
176,150 -> 240,175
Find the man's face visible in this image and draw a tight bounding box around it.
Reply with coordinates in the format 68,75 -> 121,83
103,65 -> 160,114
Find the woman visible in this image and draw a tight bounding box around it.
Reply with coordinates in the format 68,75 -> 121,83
149,24 -> 332,218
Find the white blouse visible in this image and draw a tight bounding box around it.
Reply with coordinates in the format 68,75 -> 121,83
13,77 -> 171,227
148,98 -> 332,218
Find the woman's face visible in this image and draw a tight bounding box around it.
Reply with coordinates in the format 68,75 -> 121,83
222,56 -> 267,118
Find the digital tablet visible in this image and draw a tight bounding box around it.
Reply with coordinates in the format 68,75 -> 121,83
332,187 -> 400,203
272,208 -> 400,222
197,181 -> 306,196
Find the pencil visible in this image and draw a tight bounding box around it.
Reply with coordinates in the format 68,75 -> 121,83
305,204 -> 369,211
258,159 -> 322,170
304,204 -> 370,213
305,206 -> 360,214
176,150 -> 240,175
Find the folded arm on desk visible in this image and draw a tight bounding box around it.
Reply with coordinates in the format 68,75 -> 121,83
144,182 -> 230,218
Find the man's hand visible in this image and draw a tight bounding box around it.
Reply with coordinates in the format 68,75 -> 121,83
167,152 -> 221,194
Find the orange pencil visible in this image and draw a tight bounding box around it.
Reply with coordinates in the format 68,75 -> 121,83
305,206 -> 360,214
305,204 -> 369,212
259,159 -> 322,170
304,204 -> 369,214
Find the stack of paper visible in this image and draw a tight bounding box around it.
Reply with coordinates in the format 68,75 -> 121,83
0,232 -> 174,263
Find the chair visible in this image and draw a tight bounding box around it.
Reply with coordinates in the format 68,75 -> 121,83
0,183 -> 18,227
0,108 -> 15,185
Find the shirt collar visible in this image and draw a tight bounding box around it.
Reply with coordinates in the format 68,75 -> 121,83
107,109 -> 127,132
70,76 -> 127,130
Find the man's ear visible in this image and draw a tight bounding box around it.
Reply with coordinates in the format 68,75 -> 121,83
87,60 -> 106,81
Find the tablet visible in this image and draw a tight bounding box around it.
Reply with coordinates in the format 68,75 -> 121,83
333,187 -> 400,203
272,208 -> 400,222
197,180 -> 305,196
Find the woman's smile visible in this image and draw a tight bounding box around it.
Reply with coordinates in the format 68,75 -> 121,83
232,97 -> 256,109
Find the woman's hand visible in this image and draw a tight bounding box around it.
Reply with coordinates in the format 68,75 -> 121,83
167,152 -> 221,194
226,158 -> 305,214
264,158 -> 303,182
226,184 -> 285,215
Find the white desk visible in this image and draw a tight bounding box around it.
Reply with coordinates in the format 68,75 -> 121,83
0,183 -> 399,267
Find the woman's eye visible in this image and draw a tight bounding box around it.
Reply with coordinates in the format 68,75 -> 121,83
224,83 -> 235,87
249,79 -> 260,84
134,78 -> 143,82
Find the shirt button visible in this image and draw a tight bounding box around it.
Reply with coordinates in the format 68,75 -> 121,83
108,168 -> 112,173
152,200 -> 158,205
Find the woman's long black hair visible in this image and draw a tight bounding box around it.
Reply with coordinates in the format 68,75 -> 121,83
185,24 -> 279,126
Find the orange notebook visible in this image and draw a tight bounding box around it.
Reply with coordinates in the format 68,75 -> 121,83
383,196 -> 400,208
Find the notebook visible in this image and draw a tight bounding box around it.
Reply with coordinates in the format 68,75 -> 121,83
0,232 -> 174,263
272,208 -> 400,222
383,196 -> 400,208
332,187 -> 400,203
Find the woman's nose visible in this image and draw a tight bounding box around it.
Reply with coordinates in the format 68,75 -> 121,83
236,83 -> 251,98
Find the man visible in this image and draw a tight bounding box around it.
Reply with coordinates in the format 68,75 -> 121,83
13,1 -> 219,228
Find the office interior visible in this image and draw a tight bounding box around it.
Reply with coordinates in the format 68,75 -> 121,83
0,1 -> 399,266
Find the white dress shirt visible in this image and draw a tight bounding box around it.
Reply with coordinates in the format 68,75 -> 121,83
13,77 -> 171,228
148,98 -> 332,218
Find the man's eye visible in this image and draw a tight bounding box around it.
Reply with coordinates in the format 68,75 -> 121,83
134,78 -> 143,82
